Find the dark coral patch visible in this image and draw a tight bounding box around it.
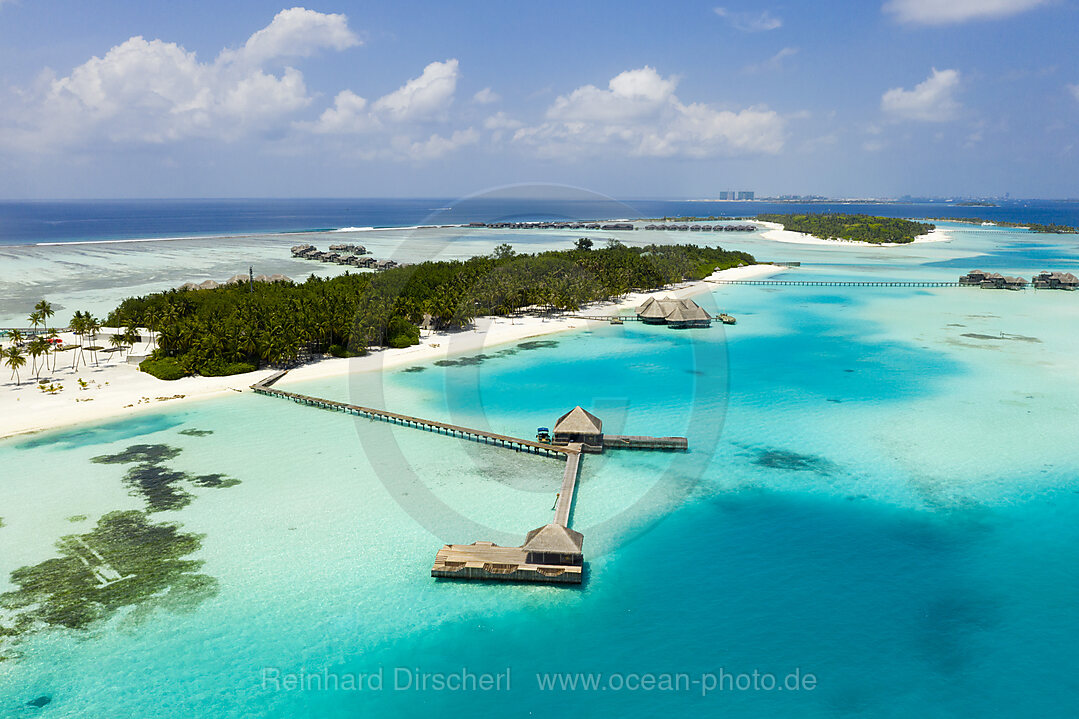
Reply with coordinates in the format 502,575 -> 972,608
178,428 -> 214,437
91,444 -> 181,466
517,340 -> 559,351
0,511 -> 217,635
91,443 -> 238,512
754,448 -> 837,475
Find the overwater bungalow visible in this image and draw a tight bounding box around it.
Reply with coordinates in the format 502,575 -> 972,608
1032,270 -> 1079,290
976,272 -> 1027,289
600,223 -> 634,230
553,406 -> 603,447
522,523 -> 585,567
636,297 -> 712,328
959,269 -> 989,285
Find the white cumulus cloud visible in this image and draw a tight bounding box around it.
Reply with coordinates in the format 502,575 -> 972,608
219,7 -> 359,65
1,8 -> 359,150
372,59 -> 459,121
309,59 -> 460,134
714,7 -> 782,31
883,0 -> 1048,25
881,68 -> 961,121
514,66 -> 786,159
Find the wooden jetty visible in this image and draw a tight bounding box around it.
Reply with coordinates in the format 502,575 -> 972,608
602,434 -> 688,451
251,376 -> 686,586
251,375 -> 573,458
706,279 -> 961,287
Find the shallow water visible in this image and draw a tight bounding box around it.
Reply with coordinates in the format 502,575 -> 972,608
2,221 -> 1079,716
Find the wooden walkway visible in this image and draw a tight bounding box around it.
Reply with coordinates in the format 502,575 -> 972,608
553,449 -> 581,527
603,434 -> 688,450
706,279 -> 961,287
251,373 -> 577,459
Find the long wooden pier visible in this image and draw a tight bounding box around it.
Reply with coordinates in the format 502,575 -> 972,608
553,450 -> 581,527
706,279 -> 961,287
251,374 -> 575,458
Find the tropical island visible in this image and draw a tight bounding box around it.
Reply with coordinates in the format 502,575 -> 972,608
756,213 -> 935,244
104,242 -> 754,380
931,217 -> 1079,234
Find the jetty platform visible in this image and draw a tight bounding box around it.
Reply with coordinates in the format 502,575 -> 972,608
251,373 -> 686,586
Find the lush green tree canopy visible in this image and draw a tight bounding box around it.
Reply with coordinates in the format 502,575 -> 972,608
758,213 -> 934,244
106,242 -> 754,379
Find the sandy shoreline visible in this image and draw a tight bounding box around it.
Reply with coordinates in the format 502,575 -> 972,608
756,221 -> 952,246
0,263 -> 782,440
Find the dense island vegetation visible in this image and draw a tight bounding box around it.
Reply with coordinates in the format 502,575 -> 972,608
757,213 -> 934,244
931,217 -> 1079,234
106,242 -> 754,379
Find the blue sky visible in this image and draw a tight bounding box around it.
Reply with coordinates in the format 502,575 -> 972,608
0,0 -> 1076,199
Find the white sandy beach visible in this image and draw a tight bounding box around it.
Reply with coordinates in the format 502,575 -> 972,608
756,220 -> 952,246
0,263 -> 782,439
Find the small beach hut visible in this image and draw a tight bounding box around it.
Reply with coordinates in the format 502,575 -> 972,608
553,406 -> 603,446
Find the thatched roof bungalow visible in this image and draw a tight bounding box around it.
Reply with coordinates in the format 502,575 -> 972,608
636,297 -> 711,328
522,523 -> 584,566
1032,271 -> 1079,290
553,406 -> 603,446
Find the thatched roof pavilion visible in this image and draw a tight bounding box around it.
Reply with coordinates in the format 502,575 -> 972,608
636,297 -> 669,324
636,297 -> 711,328
554,406 -> 603,445
523,523 -> 584,566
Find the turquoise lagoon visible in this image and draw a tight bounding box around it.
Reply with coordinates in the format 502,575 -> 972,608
2,223 -> 1079,716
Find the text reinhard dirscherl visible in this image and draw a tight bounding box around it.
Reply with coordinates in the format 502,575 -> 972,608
261,667 -> 817,696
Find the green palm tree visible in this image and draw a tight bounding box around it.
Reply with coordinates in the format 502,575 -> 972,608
145,309 -> 158,348
70,311 -> 88,370
46,329 -> 60,371
27,310 -> 42,336
123,325 -> 140,356
108,332 -> 125,361
85,316 -> 102,366
27,336 -> 48,379
6,328 -> 23,350
5,346 -> 26,385
34,300 -> 55,334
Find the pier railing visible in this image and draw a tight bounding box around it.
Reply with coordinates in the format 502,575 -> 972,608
251,375 -> 576,459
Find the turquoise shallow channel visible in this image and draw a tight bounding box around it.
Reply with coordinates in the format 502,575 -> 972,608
2,222 -> 1079,716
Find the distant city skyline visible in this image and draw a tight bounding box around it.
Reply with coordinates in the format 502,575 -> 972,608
1,1 -> 1077,199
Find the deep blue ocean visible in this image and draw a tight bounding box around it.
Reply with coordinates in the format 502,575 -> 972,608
2,197 -> 1078,245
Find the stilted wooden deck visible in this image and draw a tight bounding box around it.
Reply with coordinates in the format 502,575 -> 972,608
430,542 -> 583,584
